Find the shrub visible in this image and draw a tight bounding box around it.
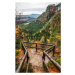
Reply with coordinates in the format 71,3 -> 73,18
16,37 -> 21,49
16,50 -> 20,55
16,57 -> 19,62
16,63 -> 19,70
50,37 -> 55,42
28,63 -> 33,73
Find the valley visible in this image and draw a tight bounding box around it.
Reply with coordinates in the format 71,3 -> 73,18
15,3 -> 61,73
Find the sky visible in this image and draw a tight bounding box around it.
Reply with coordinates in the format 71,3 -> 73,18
15,2 -> 59,15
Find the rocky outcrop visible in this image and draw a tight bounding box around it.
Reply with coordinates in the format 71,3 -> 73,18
46,3 -> 61,20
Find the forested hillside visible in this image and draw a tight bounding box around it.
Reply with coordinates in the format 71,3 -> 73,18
34,9 -> 61,52
20,4 -> 57,35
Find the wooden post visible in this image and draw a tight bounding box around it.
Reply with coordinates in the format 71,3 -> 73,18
27,52 -> 29,63
43,53 -> 45,60
43,52 -> 45,65
21,43 -> 25,54
53,45 -> 55,57
36,44 -> 37,52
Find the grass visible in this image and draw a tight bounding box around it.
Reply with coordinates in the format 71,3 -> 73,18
47,60 -> 53,68
16,57 -> 19,62
54,58 -> 61,65
16,50 -> 20,55
47,58 -> 61,70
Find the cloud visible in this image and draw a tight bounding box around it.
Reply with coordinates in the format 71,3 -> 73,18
15,2 -> 59,15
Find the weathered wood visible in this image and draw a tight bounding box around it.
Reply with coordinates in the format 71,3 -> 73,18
42,52 -> 45,65
47,49 -> 53,54
25,46 -> 46,50
42,59 -> 50,72
21,41 -> 27,51
45,46 -> 54,52
43,52 -> 45,60
26,58 -> 30,73
16,41 -> 30,73
21,43 -> 25,54
44,51 -> 61,72
53,46 -> 55,57
27,52 -> 29,63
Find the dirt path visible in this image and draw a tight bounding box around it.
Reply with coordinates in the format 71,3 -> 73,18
27,48 -> 45,73
39,36 -> 44,43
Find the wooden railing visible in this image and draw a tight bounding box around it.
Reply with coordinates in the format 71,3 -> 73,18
23,41 -> 53,52
16,41 -> 30,73
16,41 -> 61,73
42,46 -> 61,72
23,41 -> 61,72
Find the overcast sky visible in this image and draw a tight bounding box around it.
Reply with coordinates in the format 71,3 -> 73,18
15,2 -> 59,15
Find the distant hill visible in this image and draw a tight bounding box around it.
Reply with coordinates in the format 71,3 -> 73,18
16,14 -> 40,19
28,14 -> 40,18
16,14 -> 40,24
16,17 -> 36,22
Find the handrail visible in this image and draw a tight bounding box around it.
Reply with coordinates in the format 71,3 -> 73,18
43,51 -> 61,71
16,41 -> 30,73
24,41 -> 54,53
25,46 -> 47,50
16,51 -> 27,72
42,45 -> 61,72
